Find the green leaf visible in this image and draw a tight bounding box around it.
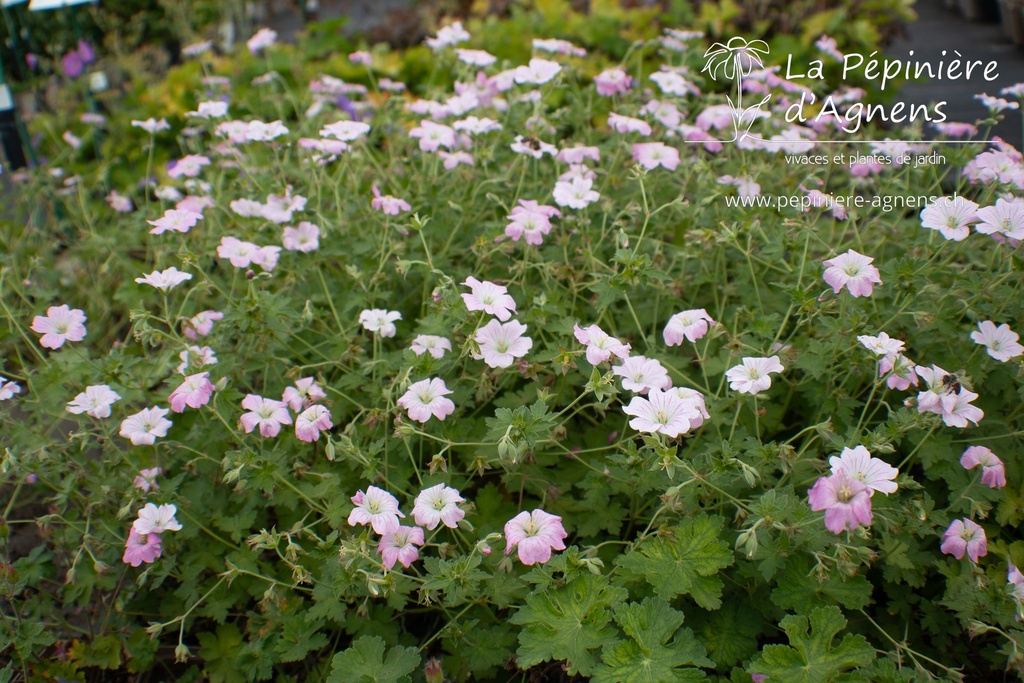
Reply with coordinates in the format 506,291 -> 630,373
749,606 -> 875,683
198,624 -> 245,683
770,558 -> 874,612
510,573 -> 628,676
327,636 -> 420,683
592,597 -> 712,683
615,515 -> 734,609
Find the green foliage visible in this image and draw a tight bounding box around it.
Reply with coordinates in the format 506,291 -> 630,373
749,607 -> 876,683
327,636 -> 420,683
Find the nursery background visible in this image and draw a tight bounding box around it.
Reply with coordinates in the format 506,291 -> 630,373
2,0 -> 1024,681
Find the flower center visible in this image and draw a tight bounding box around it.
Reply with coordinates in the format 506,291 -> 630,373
836,484 -> 854,503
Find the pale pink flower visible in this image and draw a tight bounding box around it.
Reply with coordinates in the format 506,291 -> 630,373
186,101 -> 228,119
239,395 -> 292,437
461,277 -> 516,321
217,237 -> 259,268
320,120 -> 370,141
857,332 -> 905,357
622,388 -> 703,437
133,502 -> 183,535
649,70 -> 698,96
183,311 -> 223,340
440,151 -> 474,170
815,34 -> 844,60
473,319 -> 532,368
573,324 -> 630,365
282,378 -> 326,413
131,118 -> 170,134
961,446 -> 1006,489
371,186 -> 411,215
594,68 -> 631,96
642,99 -> 682,128
664,309 -> 715,345
122,528 -> 162,567
250,246 -> 281,272
410,335 -> 452,359
556,146 -> 600,164
106,190 -> 134,213
0,377 -> 22,401
454,116 -> 502,135
822,249 -> 882,297
295,405 -> 332,442
378,526 -> 425,569
31,305 -> 87,349
348,50 -> 372,66
668,387 -> 710,429
167,154 -> 210,179
726,356 -> 784,394
510,135 -> 557,158
553,176 -> 600,209
262,188 -> 306,224
66,384 -> 121,418
920,197 -> 980,241
426,21 -> 470,50
348,486 -> 404,534
828,445 -> 898,496
807,472 -> 873,534
133,467 -> 162,493
247,27 -> 277,54
412,484 -> 466,530
716,175 -> 761,199
359,309 -> 402,338
532,38 -> 586,57
505,509 -> 567,565
230,198 -> 264,217
147,209 -> 202,235
612,356 -> 671,394
134,267 -> 192,291
878,354 -> 918,391
608,112 -> 652,136
933,121 -> 978,138
177,345 -> 217,375
176,195 -> 213,215
631,142 -> 680,170
397,378 -> 456,423
941,518 -> 987,562
976,93 -> 1019,113
120,407 -> 172,445
970,321 -> 1023,362
168,372 -> 214,413
975,198 -> 1024,239
455,48 -> 497,67
513,58 -> 561,85
282,222 -> 320,252
505,209 -> 552,245
410,120 -> 457,152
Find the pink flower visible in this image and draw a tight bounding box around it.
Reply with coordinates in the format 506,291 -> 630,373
725,356 -> 784,394
31,305 -> 87,349
976,198 -> 1024,239
412,484 -> 466,529
371,186 -> 411,215
239,395 -> 292,437
134,267 -> 192,291
822,250 -> 882,297
504,509 -> 568,565
608,112 -> 652,136
454,116 -> 503,135
168,372 -> 215,413
410,335 -> 452,359
532,38 -> 586,57
650,70 -> 698,96
573,323 -> 630,365
664,309 -> 715,345
915,365 -> 984,428
613,356 -> 671,394
940,518 -> 987,562
410,120 -> 457,152
247,27 -> 277,54
473,319 -> 533,368
378,526 -> 425,569
349,50 -> 372,66
295,405 -> 333,442
133,503 -> 182,535
506,209 -> 554,245
510,135 -> 557,159
857,332 -> 905,357
282,221 -> 321,252
622,388 -> 704,437
230,198 -> 265,217
461,277 -> 517,321
961,446 -> 1006,489
282,378 -> 326,413
106,190 -> 134,212
426,21 -> 470,49
970,321 -> 1024,362
0,377 -> 22,401
668,388 -> 710,429
66,384 -> 120,418
807,472 -> 873,534
631,142 -> 680,170
594,68 -> 631,96
132,118 -> 170,134
878,353 -> 918,391
250,245 -> 282,272
167,154 -> 211,179
359,309 -> 402,338
920,197 -> 980,241
320,120 -> 371,141
183,310 -> 224,340
552,177 -> 600,209
119,407 -> 173,445
828,445 -> 898,496
513,58 -> 561,84
556,146 -> 600,164
440,151 -> 474,170
122,528 -> 162,567
133,467 -> 162,492
349,486 -> 404,534
398,378 -> 456,423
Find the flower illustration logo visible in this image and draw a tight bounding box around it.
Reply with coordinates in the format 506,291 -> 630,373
702,37 -> 772,142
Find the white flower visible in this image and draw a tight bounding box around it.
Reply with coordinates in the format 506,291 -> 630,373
359,309 -> 402,338
133,503 -> 183,535
612,356 -> 671,394
829,445 -> 898,496
970,321 -> 1024,362
66,385 -> 121,418
135,267 -> 193,291
725,356 -> 785,394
